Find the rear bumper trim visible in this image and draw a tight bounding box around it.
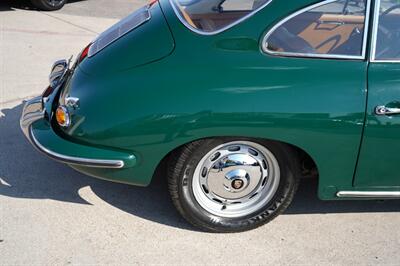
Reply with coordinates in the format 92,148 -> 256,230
29,127 -> 125,168
20,96 -> 125,169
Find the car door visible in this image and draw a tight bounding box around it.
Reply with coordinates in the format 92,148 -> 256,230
354,0 -> 400,187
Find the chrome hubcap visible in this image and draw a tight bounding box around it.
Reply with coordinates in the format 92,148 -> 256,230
192,141 -> 280,218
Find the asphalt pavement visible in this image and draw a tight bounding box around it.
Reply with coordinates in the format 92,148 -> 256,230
0,0 -> 399,265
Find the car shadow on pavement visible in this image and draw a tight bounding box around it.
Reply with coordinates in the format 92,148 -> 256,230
0,0 -> 28,11
1,103 -> 399,231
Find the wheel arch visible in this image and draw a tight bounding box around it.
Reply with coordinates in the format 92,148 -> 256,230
151,136 -> 319,185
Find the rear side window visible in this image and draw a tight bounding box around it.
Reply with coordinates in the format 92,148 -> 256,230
263,0 -> 370,59
170,0 -> 271,34
372,0 -> 400,61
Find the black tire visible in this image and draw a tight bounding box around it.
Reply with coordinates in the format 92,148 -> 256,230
30,0 -> 67,11
168,138 -> 300,233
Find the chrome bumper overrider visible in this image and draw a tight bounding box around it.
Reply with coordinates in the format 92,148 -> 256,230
20,96 -> 45,139
20,97 -> 126,169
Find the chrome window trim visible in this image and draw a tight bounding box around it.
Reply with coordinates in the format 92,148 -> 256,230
337,191 -> 400,198
261,0 -> 372,60
370,0 -> 400,63
169,0 -> 272,36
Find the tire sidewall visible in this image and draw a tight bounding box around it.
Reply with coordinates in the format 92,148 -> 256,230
177,138 -> 298,232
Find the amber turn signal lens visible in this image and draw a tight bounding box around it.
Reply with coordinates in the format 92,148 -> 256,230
56,106 -> 70,128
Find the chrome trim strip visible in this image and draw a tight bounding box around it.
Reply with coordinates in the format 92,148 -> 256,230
29,127 -> 125,169
370,0 -> 400,63
169,0 -> 273,36
360,0 -> 371,59
370,0 -> 380,62
261,0 -> 372,60
337,191 -> 400,198
371,59 -> 400,63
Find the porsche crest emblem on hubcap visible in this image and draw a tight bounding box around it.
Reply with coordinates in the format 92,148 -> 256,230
232,179 -> 244,190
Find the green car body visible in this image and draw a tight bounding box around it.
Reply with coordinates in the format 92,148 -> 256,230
21,0 -> 399,206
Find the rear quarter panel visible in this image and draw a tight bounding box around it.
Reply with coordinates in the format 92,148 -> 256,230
59,0 -> 367,197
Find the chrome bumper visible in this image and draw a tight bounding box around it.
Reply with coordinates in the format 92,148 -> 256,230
20,97 -> 126,169
20,96 -> 45,140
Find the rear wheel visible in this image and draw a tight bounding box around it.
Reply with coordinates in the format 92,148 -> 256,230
31,0 -> 67,11
168,138 -> 299,233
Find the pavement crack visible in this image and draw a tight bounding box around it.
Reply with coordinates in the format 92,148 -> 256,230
39,12 -> 99,35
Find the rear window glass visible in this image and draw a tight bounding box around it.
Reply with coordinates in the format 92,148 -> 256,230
170,0 -> 271,34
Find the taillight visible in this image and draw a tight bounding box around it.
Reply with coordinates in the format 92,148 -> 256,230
148,0 -> 158,6
42,85 -> 54,98
79,43 -> 91,63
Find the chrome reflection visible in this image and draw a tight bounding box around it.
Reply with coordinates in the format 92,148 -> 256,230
192,141 -> 281,218
208,153 -> 262,199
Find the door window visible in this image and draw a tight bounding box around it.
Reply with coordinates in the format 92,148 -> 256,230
372,0 -> 400,61
263,0 -> 370,59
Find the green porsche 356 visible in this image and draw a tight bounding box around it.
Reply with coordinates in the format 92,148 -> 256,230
21,0 -> 400,232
